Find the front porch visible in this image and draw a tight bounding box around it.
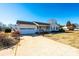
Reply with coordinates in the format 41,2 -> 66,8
36,25 -> 50,34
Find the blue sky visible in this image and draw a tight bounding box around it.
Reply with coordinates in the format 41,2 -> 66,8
0,3 -> 79,25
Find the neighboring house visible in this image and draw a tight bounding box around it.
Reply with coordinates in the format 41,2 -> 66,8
16,20 -> 59,35
62,24 -> 79,31
48,19 -> 60,31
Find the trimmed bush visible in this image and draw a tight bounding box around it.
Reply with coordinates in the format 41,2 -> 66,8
5,28 -> 11,33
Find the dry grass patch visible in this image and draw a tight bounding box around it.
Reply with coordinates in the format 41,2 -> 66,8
45,31 -> 79,48
0,32 -> 20,50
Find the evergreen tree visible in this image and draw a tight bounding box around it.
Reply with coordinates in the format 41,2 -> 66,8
66,21 -> 71,26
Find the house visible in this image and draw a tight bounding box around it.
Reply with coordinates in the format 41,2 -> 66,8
48,19 -> 60,31
16,20 -> 59,35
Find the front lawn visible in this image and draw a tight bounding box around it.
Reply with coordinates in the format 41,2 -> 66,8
45,31 -> 79,48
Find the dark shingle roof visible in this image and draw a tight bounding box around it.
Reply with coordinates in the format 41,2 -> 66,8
34,21 -> 50,25
16,20 -> 50,26
17,20 -> 35,25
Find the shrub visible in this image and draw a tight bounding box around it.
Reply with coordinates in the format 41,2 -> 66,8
5,28 -> 11,33
59,28 -> 65,32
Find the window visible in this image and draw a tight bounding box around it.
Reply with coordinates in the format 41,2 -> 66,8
55,27 -> 59,30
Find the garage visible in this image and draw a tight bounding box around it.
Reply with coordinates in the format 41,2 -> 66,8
16,20 -> 37,35
19,28 -> 37,34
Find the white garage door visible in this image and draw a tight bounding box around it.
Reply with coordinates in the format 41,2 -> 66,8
20,28 -> 36,34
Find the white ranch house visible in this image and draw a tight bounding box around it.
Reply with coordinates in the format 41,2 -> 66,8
16,20 -> 60,34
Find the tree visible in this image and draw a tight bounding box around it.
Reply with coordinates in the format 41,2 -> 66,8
66,21 -> 71,26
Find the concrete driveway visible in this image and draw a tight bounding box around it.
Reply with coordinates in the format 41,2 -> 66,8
0,36 -> 79,56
